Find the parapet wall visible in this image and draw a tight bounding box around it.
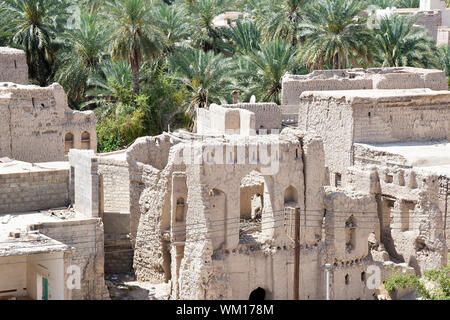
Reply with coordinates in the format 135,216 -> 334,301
221,103 -> 282,131
0,47 -> 28,85
197,104 -> 256,135
0,167 -> 69,214
282,67 -> 448,107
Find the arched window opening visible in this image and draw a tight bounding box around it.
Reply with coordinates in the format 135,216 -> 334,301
81,131 -> 90,150
345,274 -> 350,285
284,185 -> 298,205
176,198 -> 185,222
65,133 -> 74,155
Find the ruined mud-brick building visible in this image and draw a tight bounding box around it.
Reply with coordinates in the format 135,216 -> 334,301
281,67 -> 448,125
119,128 -> 389,300
294,81 -> 449,277
374,1 -> 450,46
115,66 -> 449,300
0,47 -> 97,163
0,47 -> 109,300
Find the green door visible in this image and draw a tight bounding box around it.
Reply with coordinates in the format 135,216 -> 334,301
42,277 -> 48,300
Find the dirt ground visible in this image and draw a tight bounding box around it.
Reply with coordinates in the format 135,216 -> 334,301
106,272 -> 171,300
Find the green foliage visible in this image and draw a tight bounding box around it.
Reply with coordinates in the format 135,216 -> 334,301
107,0 -> 164,93
97,108 -> 146,152
299,0 -> 376,70
169,48 -> 236,111
438,45 -> 450,77
4,0 -> 70,86
384,266 -> 450,300
239,39 -> 300,103
56,11 -> 109,107
374,14 -> 439,68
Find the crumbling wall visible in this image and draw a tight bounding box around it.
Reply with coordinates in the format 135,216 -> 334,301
0,47 -> 28,85
29,218 -> 110,300
126,134 -> 177,282
342,161 -> 447,274
298,93 -> 354,181
0,83 -> 97,163
322,187 -> 380,300
0,168 -> 69,214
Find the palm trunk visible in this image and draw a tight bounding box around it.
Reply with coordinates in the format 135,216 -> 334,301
333,52 -> 340,69
131,49 -> 140,94
291,9 -> 298,47
35,55 -> 46,87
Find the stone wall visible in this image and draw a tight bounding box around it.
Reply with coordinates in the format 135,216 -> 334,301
28,218 -> 110,300
0,83 -> 97,163
0,169 -> 69,214
98,157 -> 130,214
0,47 -> 28,85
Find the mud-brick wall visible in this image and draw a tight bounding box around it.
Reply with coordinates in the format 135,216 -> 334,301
0,169 -> 69,214
29,218 -> 111,300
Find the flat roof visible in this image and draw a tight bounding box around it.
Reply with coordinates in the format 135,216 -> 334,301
300,88 -> 450,101
0,160 -> 69,175
355,140 -> 450,167
0,209 -> 79,257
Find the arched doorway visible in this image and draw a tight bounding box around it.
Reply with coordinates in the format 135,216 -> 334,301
249,287 -> 266,301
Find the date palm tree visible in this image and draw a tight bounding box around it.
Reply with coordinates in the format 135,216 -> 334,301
252,0 -> 308,46
224,20 -> 261,56
184,0 -> 231,54
298,0 -> 376,70
169,48 -> 236,112
239,39 -> 300,104
150,3 -> 192,54
4,0 -> 68,86
107,0 -> 164,94
374,14 -> 438,68
56,12 -> 109,107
